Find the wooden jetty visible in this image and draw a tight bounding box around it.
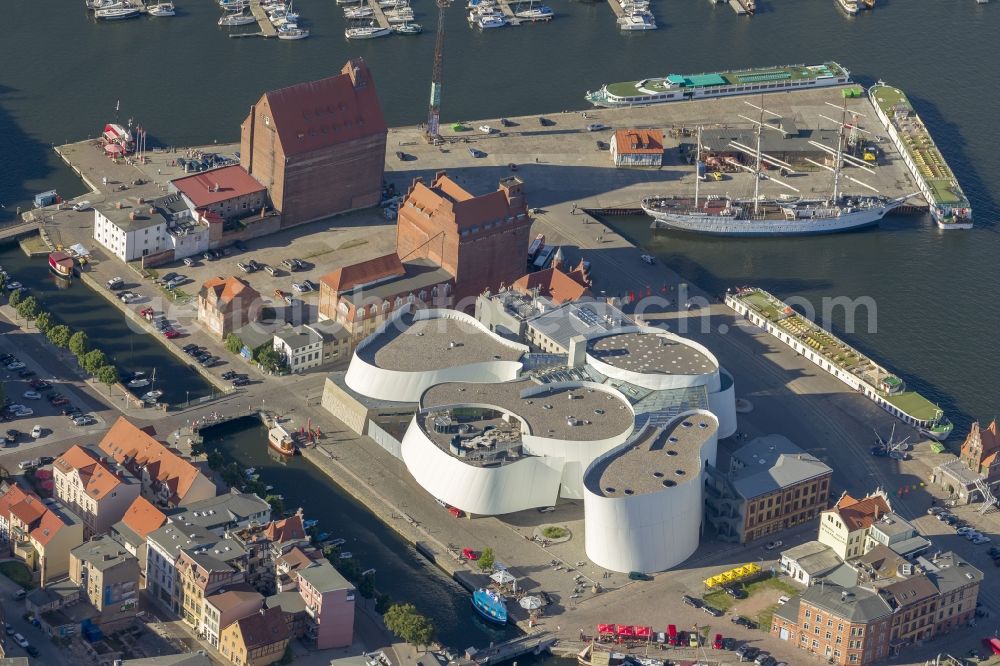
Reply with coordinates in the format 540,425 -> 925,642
729,0 -> 754,13
462,633 -> 557,666
496,0 -> 521,23
249,0 -> 278,36
365,0 -> 392,29
605,0 -> 626,18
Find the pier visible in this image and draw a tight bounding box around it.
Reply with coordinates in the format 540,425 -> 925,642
496,0 -> 520,23
0,220 -> 40,243
249,0 -> 277,37
605,0 -> 626,18
365,0 -> 392,29
461,633 -> 556,666
729,0 -> 753,13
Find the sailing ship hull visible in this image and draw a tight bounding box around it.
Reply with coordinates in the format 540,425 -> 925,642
644,200 -> 898,236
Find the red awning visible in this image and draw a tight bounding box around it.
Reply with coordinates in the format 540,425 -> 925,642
597,624 -> 615,634
635,626 -> 652,638
984,637 -> 1000,655
104,143 -> 124,154
616,625 -> 635,637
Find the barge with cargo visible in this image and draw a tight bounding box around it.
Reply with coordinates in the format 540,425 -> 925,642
726,287 -> 952,440
868,83 -> 972,229
586,62 -> 850,108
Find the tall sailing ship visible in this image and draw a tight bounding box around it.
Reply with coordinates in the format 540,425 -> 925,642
642,101 -> 909,236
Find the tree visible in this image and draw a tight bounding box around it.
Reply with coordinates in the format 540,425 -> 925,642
383,603 -> 435,650
69,331 -> 89,358
47,325 -> 71,348
265,494 -> 285,515
96,365 -> 119,392
0,383 -> 5,407
254,347 -> 285,373
82,350 -> 108,375
34,312 -> 53,334
15,296 -> 39,322
357,571 -> 375,599
206,450 -> 225,470
224,333 -> 244,355
375,593 -> 392,615
7,288 -> 21,309
478,547 -> 495,572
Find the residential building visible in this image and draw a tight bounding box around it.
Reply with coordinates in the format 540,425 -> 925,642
53,444 -> 140,536
170,165 -> 267,223
171,490 -> 271,536
610,129 -> 664,167
780,541 -> 842,586
110,495 -> 168,586
69,535 -> 140,629
147,522 -> 218,616
197,276 -> 263,340
273,325 -> 323,372
239,59 -> 387,228
818,491 -> 892,561
395,172 -> 531,304
296,559 -> 355,649
864,513 -> 930,558
771,583 -> 894,665
317,253 -> 454,344
931,458 -> 984,505
98,417 -> 217,508
177,539 -> 249,632
958,420 -> 1000,485
219,606 -> 291,666
93,199 -> 168,262
0,484 -> 38,544
229,512 -> 309,595
918,551 -> 982,635
26,502 -> 84,586
203,585 -> 264,649
704,434 -> 832,543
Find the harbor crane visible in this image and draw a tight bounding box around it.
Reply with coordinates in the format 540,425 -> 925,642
425,0 -> 451,144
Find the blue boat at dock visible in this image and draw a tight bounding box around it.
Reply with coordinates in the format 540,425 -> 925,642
472,588 -> 508,625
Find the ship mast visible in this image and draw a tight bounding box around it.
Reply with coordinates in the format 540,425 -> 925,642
806,101 -> 882,199
753,101 -> 763,216
694,126 -> 702,208
831,101 -> 847,203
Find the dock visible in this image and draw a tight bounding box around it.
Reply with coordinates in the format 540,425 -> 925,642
496,0 -> 521,24
365,0 -> 391,29
461,633 -> 556,666
249,0 -> 277,36
605,0 -> 626,18
729,0 -> 753,13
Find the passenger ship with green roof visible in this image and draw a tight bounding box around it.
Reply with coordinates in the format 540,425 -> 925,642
585,63 -> 850,108
868,83 -> 972,230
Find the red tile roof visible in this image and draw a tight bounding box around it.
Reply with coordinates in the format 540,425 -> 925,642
512,265 -> 591,305
834,492 -> 891,531
54,445 -> 125,501
256,59 -> 386,159
30,508 -> 71,547
172,165 -> 265,208
230,607 -> 291,649
264,514 -> 306,544
0,485 -> 35,524
613,129 -> 664,154
199,276 -> 261,313
405,172 -> 524,231
98,417 -> 208,506
319,253 -> 403,294
121,496 -> 168,539
9,495 -> 47,527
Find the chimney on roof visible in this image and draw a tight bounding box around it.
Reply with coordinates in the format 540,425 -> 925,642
129,212 -> 137,221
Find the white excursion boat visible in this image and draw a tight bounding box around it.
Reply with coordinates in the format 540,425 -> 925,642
476,12 -> 506,27
345,24 -> 391,38
277,25 -> 309,38
95,6 -> 141,19
148,2 -> 175,15
218,12 -> 255,24
836,0 -> 859,13
618,13 -> 656,29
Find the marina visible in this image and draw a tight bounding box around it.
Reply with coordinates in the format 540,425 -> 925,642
726,287 -> 953,440
869,83 -> 973,229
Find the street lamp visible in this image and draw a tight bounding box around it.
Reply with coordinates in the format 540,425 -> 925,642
186,390 -> 190,408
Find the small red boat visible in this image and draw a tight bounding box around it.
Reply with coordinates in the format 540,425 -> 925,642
48,251 -> 75,278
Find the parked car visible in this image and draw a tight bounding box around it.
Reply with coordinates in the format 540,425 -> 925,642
183,257 -> 195,267
163,329 -> 180,339
703,605 -> 724,617
232,377 -> 249,387
237,262 -> 254,273
38,456 -> 54,465
265,265 -> 278,276
712,633 -> 724,650
72,200 -> 92,211
22,391 -> 41,400
106,276 -> 124,289
73,415 -> 96,427
586,123 -> 606,132
13,408 -> 32,417
233,240 -> 248,252
765,540 -> 783,551
681,594 -> 701,608
726,585 -> 748,599
13,632 -> 28,648
927,506 -> 944,516
777,595 -> 791,605
479,125 -> 495,134
17,460 -> 39,471
732,616 -> 757,629
6,362 -> 25,371
628,571 -> 652,581
468,148 -> 486,158
30,425 -> 42,439
292,282 -> 313,293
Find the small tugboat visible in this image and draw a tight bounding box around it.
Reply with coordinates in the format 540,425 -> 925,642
48,251 -> 75,279
268,424 -> 296,456
471,588 -> 508,625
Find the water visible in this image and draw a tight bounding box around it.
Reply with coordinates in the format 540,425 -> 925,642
0,242 -> 212,405
202,418 -> 519,650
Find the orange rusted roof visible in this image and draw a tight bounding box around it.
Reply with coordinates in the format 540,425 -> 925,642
121,496 -> 168,539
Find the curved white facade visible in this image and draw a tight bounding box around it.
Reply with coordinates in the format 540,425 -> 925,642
583,410 -> 719,573
710,368 -> 738,439
344,308 -> 529,403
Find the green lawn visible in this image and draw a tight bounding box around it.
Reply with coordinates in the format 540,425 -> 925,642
745,576 -> 797,597
0,561 -> 35,590
703,589 -> 735,611
742,291 -> 783,321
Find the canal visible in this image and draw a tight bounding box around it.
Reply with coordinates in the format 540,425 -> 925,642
0,241 -> 212,405
201,417 -> 522,651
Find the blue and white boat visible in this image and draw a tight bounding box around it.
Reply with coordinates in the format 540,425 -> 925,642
472,588 -> 508,625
